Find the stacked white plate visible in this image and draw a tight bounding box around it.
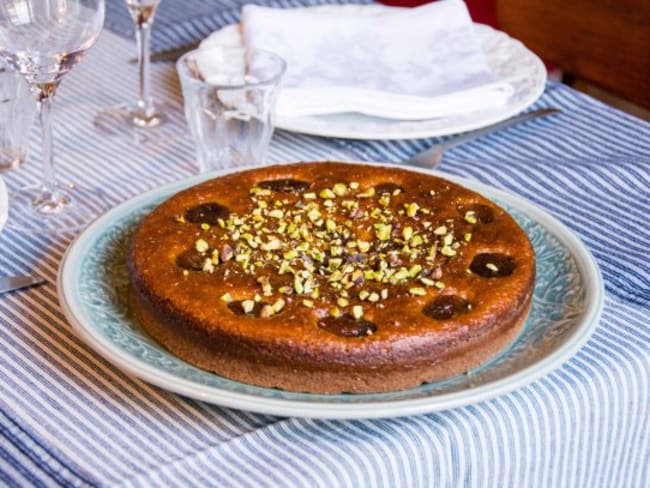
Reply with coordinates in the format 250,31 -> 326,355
201,4 -> 547,140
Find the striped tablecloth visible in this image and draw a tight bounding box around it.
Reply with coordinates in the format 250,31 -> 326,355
0,3 -> 648,486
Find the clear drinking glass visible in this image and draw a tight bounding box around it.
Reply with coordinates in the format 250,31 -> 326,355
177,47 -> 286,172
0,0 -> 106,233
94,0 -> 167,134
0,61 -> 35,172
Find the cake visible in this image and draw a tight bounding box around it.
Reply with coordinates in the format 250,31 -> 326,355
128,162 -> 535,394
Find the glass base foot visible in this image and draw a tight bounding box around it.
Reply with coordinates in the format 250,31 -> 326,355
7,182 -> 110,234
94,102 -> 174,141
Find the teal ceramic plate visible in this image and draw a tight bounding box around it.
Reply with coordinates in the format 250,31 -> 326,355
58,164 -> 604,419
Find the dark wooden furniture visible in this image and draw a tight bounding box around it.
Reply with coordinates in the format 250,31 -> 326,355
497,0 -> 650,109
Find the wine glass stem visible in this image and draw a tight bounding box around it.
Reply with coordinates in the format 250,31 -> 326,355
36,82 -> 59,193
135,17 -> 154,118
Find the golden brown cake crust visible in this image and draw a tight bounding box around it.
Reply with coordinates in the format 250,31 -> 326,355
128,162 -> 535,393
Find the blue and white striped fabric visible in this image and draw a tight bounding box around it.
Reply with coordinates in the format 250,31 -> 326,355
105,0 -> 373,52
0,4 -> 648,486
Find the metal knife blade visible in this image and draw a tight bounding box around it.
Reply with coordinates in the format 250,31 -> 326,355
130,43 -> 200,64
0,275 -> 46,295
404,108 -> 562,169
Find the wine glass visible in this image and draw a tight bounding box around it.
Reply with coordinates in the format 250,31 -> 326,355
94,0 -> 167,134
0,0 -> 106,233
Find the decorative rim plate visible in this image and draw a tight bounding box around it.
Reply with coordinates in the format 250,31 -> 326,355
0,176 -> 7,233
58,163 -> 603,419
205,5 -> 547,140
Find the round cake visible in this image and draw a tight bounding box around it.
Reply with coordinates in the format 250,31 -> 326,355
129,162 -> 535,393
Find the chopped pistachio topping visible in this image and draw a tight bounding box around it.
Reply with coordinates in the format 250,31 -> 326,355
408,264 -> 422,277
406,202 -> 420,218
195,239 -> 209,253
202,258 -> 214,273
250,187 -> 271,196
375,223 -> 392,241
464,211 -> 477,224
332,183 -> 347,196
441,246 -> 457,257
486,263 -> 499,271
261,282 -> 273,296
294,276 -> 304,294
427,242 -> 437,254
307,208 -> 321,221
352,305 -> 364,319
325,218 -> 337,233
330,246 -> 343,257
330,307 -> 342,318
390,269 -> 410,284
261,238 -> 281,251
260,304 -> 275,318
180,181 -> 475,314
356,187 -> 375,198
220,245 -> 234,261
241,300 -> 255,314
283,249 -> 298,260
273,298 -> 286,313
357,240 -> 371,252
378,194 -> 390,207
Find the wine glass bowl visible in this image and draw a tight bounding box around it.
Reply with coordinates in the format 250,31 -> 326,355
0,1 -> 104,84
0,0 -> 106,233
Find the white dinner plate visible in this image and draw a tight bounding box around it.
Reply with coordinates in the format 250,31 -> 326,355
0,176 -> 7,233
58,162 -> 603,419
204,4 -> 547,140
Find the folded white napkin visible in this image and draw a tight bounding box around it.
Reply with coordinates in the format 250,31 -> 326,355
200,1 -> 513,120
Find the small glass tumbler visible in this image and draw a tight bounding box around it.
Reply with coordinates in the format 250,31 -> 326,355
0,62 -> 36,172
177,47 -> 286,172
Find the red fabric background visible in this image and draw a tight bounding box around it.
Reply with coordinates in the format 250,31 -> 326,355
377,0 -> 499,28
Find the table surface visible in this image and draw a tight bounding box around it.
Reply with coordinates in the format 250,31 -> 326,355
0,2 -> 648,486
